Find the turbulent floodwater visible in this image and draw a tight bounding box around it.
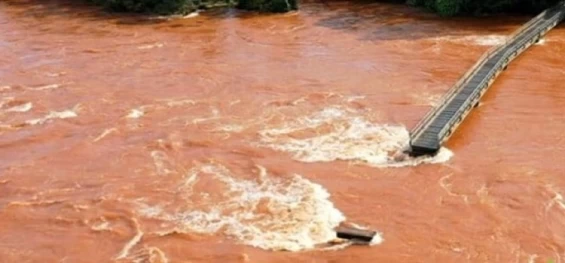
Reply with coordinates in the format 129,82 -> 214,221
1,0 -> 565,262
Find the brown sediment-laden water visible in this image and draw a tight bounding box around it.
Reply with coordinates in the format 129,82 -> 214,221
1,0 -> 565,262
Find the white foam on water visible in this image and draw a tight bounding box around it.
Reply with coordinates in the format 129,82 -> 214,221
212,124 -> 245,133
151,11 -> 199,20
345,95 -> 366,103
257,106 -> 452,168
8,199 -> 64,207
90,217 -> 111,231
25,109 -> 77,125
126,99 -> 199,122
319,241 -> 353,251
183,12 -> 199,19
0,96 -> 15,108
163,99 -> 196,107
527,254 -> 539,263
435,35 -> 507,46
150,151 -> 175,175
45,72 -> 66,77
192,107 -> 220,124
546,185 -> 565,212
555,193 -> 565,210
27,84 -> 61,91
93,128 -> 118,142
5,102 -> 32,113
129,247 -> 169,263
410,92 -> 442,107
230,99 -> 241,106
116,218 -> 144,260
468,35 -> 507,46
369,232 -> 384,246
127,109 -> 145,119
138,43 -> 164,50
92,221 -> 110,231
136,163 -> 348,252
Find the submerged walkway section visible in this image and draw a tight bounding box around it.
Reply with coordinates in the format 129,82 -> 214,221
408,2 -> 565,157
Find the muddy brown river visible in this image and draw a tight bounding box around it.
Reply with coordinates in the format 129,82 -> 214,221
1,0 -> 565,262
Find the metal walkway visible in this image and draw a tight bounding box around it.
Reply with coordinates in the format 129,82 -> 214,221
408,1 -> 565,157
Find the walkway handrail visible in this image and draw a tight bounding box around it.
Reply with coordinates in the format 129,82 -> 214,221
409,5 -> 559,140
435,5 -> 565,141
410,43 -> 503,139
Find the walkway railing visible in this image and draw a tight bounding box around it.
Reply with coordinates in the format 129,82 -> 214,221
408,1 -> 565,156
